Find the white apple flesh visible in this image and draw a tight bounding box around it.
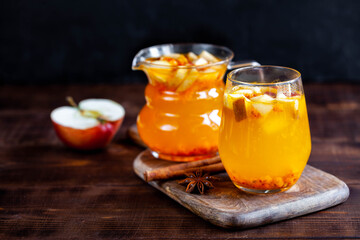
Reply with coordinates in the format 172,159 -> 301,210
51,99 -> 125,150
250,94 -> 275,116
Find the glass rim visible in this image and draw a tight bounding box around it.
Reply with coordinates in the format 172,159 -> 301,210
141,43 -> 234,69
227,65 -> 302,87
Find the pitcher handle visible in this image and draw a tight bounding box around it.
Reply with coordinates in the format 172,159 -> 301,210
227,60 -> 260,70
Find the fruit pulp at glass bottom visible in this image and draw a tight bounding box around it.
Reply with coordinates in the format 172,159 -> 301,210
137,83 -> 223,161
219,96 -> 311,190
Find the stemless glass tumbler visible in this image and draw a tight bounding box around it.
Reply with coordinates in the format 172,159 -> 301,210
219,66 -> 312,193
132,43 -> 259,162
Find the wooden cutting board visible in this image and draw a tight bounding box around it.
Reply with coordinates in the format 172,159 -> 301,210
133,149 -> 349,229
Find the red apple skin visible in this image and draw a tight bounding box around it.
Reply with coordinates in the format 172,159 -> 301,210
52,118 -> 123,150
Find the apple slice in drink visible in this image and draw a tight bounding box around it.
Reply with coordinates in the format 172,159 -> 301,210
175,55 -> 189,65
187,52 -> 198,62
250,94 -> 275,116
146,60 -> 174,84
176,69 -> 199,92
277,93 -> 300,119
199,50 -> 219,63
162,54 -> 189,65
253,87 -> 262,95
162,53 -> 181,59
51,98 -> 125,150
225,89 -> 253,109
224,89 -> 252,121
198,68 -> 220,82
159,57 -> 179,66
170,68 -> 189,88
193,57 -> 208,66
259,86 -> 278,98
233,97 -> 248,122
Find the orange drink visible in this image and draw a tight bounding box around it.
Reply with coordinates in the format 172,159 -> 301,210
219,66 -> 311,193
137,54 -> 226,161
132,43 -> 259,161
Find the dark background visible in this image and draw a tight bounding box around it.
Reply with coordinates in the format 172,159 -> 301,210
1,0 -> 360,85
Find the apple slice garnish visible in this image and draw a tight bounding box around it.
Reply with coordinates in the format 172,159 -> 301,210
224,88 -> 253,110
187,52 -> 198,62
198,68 -> 220,82
146,60 -> 174,84
162,54 -> 189,65
277,93 -> 300,119
170,69 -> 189,88
158,57 -> 179,66
162,53 -> 181,59
223,89 -> 251,121
176,69 -> 199,92
199,50 -> 219,63
250,94 -> 275,116
233,89 -> 254,99
193,57 -> 208,66
51,97 -> 125,150
233,97 -> 248,122
260,86 -> 278,98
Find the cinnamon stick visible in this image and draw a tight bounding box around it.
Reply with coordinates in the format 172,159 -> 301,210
144,156 -> 224,182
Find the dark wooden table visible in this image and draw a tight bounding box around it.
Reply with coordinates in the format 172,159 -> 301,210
0,84 -> 359,239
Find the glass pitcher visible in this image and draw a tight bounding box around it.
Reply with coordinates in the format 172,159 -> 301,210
132,43 -> 259,162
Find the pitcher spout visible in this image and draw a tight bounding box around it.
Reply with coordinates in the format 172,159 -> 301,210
132,51 -> 146,70
132,44 -> 175,71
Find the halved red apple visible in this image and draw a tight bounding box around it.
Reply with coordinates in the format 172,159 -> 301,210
51,98 -> 125,150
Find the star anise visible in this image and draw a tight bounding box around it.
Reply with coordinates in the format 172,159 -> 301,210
178,169 -> 219,194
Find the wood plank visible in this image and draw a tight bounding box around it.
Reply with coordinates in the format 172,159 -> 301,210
133,150 -> 350,229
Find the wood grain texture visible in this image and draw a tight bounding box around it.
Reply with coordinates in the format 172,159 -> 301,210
0,84 -> 359,238
133,150 -> 349,229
